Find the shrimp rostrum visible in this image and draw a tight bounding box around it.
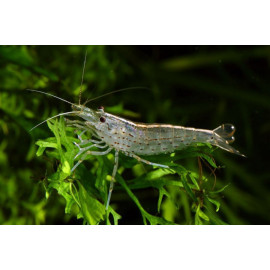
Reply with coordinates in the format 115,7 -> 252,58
68,103 -> 245,209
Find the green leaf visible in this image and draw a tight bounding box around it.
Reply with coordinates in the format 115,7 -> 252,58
195,205 -> 203,225
36,140 -> 58,149
200,153 -> 218,168
95,156 -> 108,194
48,180 -> 75,214
198,209 -> 209,221
77,182 -> 105,225
209,184 -> 230,194
107,206 -> 122,225
36,147 -> 46,157
62,160 -> 71,174
195,205 -> 209,224
204,205 -> 228,225
206,197 -> 220,212
188,173 -> 200,190
173,166 -> 197,202
36,139 -> 58,157
157,187 -> 171,213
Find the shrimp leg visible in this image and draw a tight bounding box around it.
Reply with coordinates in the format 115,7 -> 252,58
65,119 -> 87,130
124,152 -> 169,169
74,142 -> 108,159
106,150 -> 119,210
65,119 -> 85,126
71,147 -> 112,172
77,138 -> 104,146
76,129 -> 104,146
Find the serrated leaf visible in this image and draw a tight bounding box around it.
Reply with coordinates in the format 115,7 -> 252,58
144,212 -> 176,225
173,166 -> 197,202
48,180 -> 75,214
107,206 -> 122,225
77,182 -> 105,225
157,187 -> 171,213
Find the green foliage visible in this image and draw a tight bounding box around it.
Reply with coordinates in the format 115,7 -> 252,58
1,45 -> 269,224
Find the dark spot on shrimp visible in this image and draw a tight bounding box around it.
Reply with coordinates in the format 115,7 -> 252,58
99,116 -> 106,123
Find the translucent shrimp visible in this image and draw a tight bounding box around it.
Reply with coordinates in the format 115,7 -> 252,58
29,90 -> 245,210
70,103 -> 245,209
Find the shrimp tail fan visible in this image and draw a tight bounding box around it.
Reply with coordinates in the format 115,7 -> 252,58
213,124 -> 246,157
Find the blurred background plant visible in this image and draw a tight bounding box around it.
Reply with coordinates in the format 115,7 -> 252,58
0,45 -> 269,224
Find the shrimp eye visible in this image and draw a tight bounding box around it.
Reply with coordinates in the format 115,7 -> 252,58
99,116 -> 106,123
98,106 -> 104,111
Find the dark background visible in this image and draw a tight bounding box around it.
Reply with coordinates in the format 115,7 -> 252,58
0,45 -> 269,224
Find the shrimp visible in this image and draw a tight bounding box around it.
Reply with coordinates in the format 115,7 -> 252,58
29,89 -> 245,210
69,103 -> 245,209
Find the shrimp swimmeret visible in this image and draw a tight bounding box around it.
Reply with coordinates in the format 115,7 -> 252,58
29,89 -> 245,210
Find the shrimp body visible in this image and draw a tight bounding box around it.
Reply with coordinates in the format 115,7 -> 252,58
73,105 -> 244,157
29,92 -> 245,211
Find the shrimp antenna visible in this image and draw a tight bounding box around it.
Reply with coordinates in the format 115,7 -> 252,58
79,49 -> 88,105
29,111 -> 75,132
83,86 -> 150,106
26,89 -> 74,106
